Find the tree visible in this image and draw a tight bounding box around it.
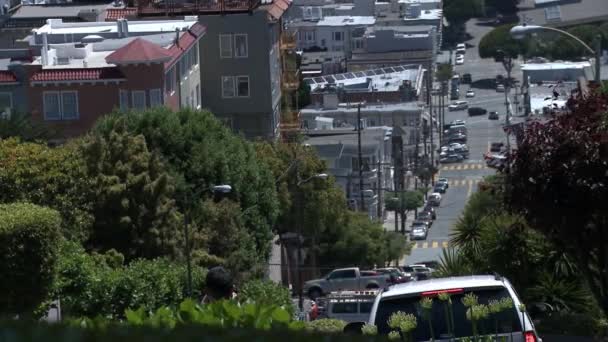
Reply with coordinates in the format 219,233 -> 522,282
485,0 -> 518,15
0,138 -> 93,242
505,89 -> 608,315
443,0 -> 481,26
478,24 -> 525,60
81,126 -> 180,260
0,112 -> 51,141
94,109 -> 279,264
0,203 -> 61,316
238,280 -> 294,315
436,63 -> 454,83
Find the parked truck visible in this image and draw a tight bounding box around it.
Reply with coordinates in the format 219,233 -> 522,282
303,267 -> 390,299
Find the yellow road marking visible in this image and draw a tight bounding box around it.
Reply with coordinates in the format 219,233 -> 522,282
422,242 -> 429,248
442,241 -> 449,248
467,180 -> 473,198
463,164 -> 469,170
412,242 -> 418,249
432,241 -> 439,248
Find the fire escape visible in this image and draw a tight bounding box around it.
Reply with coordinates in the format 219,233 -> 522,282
279,27 -> 300,142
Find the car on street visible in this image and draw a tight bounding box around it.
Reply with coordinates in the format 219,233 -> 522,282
416,212 -> 433,227
315,290 -> 378,323
440,154 -> 464,164
490,142 -> 505,152
363,275 -> 541,341
428,193 -> 442,206
488,111 -> 499,120
436,178 -> 449,188
465,89 -> 475,98
450,119 -> 466,126
447,134 -> 467,144
304,267 -> 391,299
484,153 -> 508,169
409,226 -> 428,240
462,73 -> 472,84
456,43 -> 466,50
468,107 -> 487,116
496,74 -> 504,84
455,57 -> 464,65
496,84 -> 505,92
448,100 -> 468,111
375,268 -> 411,284
433,183 -> 448,194
401,264 -> 434,280
421,204 -> 436,219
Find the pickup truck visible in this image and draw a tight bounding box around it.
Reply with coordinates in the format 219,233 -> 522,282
303,267 -> 390,299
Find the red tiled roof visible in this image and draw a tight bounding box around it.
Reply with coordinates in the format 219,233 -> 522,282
267,0 -> 291,20
106,38 -> 172,65
30,68 -> 125,82
105,8 -> 138,21
164,23 -> 206,69
0,71 -> 17,83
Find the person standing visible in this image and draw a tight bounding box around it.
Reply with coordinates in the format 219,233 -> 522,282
201,266 -> 237,304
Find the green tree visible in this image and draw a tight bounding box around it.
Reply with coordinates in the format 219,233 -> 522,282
81,126 -> 180,260
238,280 -> 294,314
485,0 -> 518,15
478,24 -> 525,60
436,63 -> 454,83
94,109 -> 279,263
0,138 -> 93,242
0,203 -> 61,316
0,112 -> 51,141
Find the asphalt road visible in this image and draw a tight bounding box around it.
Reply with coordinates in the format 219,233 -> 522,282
404,19 -> 526,265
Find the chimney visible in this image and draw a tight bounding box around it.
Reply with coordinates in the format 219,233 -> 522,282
175,28 -> 180,47
116,19 -> 123,38
41,32 -> 49,66
122,19 -> 129,37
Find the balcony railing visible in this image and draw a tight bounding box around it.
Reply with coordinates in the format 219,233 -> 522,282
136,0 -> 261,15
282,69 -> 300,90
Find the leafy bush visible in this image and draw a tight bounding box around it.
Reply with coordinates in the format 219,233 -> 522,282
0,203 -> 61,316
53,241 -> 205,319
238,280 -> 294,314
306,319 -> 347,334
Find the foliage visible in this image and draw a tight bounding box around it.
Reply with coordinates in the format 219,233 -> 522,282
505,89 -> 608,315
81,126 -> 180,260
0,112 -> 51,141
0,203 -> 61,316
485,0 -> 518,14
361,324 -> 378,335
526,24 -> 605,61
238,280 -> 294,315
94,108 -> 279,268
443,0 -> 481,25
436,63 -> 454,83
306,319 -> 347,334
52,241 -> 205,319
478,24 -> 525,60
435,248 -> 473,277
0,138 -> 93,242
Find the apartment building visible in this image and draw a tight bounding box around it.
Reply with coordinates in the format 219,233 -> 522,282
291,15 -> 376,55
0,18 -> 205,136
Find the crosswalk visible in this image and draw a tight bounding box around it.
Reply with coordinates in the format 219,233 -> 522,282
445,179 -> 480,187
411,240 -> 449,249
440,163 -> 488,171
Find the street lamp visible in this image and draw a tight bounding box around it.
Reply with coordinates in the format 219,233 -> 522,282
183,184 -> 232,297
510,24 -> 602,83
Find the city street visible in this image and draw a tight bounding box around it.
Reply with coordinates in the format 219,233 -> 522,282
403,19 -> 526,265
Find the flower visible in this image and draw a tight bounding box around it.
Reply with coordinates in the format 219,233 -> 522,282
361,324 -> 378,335
421,297 -> 433,310
462,293 -> 479,308
388,330 -> 401,340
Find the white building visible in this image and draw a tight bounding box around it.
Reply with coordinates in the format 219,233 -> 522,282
292,15 -> 376,55
520,61 -> 594,83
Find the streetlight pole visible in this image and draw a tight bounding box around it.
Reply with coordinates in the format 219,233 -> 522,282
357,103 -> 365,214
510,25 -> 602,83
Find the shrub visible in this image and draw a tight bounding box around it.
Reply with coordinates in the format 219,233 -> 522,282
0,203 -> 61,316
306,319 -> 348,334
238,280 -> 294,314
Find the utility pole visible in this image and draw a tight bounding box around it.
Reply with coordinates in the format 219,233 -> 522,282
357,103 -> 365,214
294,159 -> 304,311
377,159 -> 382,221
503,56 -> 513,153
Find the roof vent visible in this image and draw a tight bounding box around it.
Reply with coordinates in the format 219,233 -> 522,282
55,57 -> 71,65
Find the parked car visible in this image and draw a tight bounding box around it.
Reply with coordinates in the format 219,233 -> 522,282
421,204 -> 436,220
304,267 -> 390,299
400,264 -> 434,280
416,213 -> 433,227
448,100 -> 468,111
409,225 -> 428,240
465,89 -> 475,98
433,183 -> 448,194
496,84 -> 505,92
440,154 -> 464,163
496,74 -> 504,84
375,268 -> 411,284
436,178 -> 449,188
456,43 -> 466,50
490,142 -> 504,152
363,275 -> 540,341
468,107 -> 487,116
488,111 -> 499,120
455,57 -> 464,65
450,119 -> 466,126
316,290 -> 378,323
428,193 -> 442,206
462,73 -> 472,84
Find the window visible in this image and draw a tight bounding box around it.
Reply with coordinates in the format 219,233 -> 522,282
304,31 -> 315,42
0,92 -> 12,117
221,76 -> 235,98
236,75 -> 249,97
332,303 -> 358,314
545,5 -> 561,21
234,34 -> 248,58
328,269 -> 357,279
220,34 -> 233,58
149,88 -> 162,107
43,91 -> 78,120
132,90 -> 146,110
333,31 -> 343,41
196,84 -> 201,109
119,90 -> 129,110
165,67 -> 175,94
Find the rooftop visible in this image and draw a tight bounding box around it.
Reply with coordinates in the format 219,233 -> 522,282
403,8 -> 442,21
30,68 -> 125,82
0,71 -> 18,83
105,38 -> 173,64
519,0 -> 608,27
11,3 -> 111,19
365,25 -> 434,34
304,64 -> 422,92
304,127 -> 392,155
520,61 -> 591,70
398,0 -> 441,3
292,15 -> 376,27
33,17 -> 198,36
528,81 -> 577,114
302,101 -> 422,113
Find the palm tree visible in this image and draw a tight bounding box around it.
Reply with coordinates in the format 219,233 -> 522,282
526,272 -> 591,313
436,248 -> 474,277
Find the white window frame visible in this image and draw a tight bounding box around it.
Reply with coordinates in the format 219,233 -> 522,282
119,89 -> 129,110
236,75 -> 250,98
333,31 -> 343,41
219,34 -> 233,59
131,90 -> 146,110
149,88 -> 162,107
221,76 -> 235,98
234,33 -> 248,58
43,91 -> 79,121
